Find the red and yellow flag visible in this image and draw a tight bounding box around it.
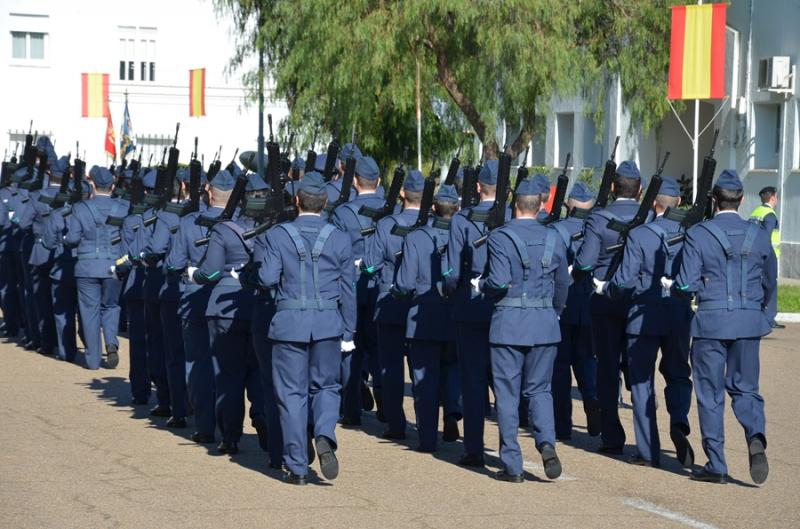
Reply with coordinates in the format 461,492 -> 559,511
668,3 -> 727,100
81,73 -> 109,117
105,112 -> 117,160
189,68 -> 206,117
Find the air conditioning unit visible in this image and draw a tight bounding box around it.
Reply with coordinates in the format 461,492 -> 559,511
758,57 -> 791,89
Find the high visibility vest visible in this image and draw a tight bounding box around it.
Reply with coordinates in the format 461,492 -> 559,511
750,204 -> 781,257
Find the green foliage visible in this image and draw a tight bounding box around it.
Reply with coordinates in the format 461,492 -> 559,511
778,285 -> 800,313
215,0 -> 679,176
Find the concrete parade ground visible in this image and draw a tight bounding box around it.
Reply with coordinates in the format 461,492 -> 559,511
1,326 -> 799,529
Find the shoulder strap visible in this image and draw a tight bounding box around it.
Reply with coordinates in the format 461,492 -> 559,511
595,209 -> 619,223
542,229 -> 556,268
498,227 -> 530,279
218,219 -> 253,257
552,222 -> 572,249
341,202 -> 373,231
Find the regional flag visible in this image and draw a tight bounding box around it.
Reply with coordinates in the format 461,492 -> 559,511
105,113 -> 117,160
81,73 -> 109,117
120,96 -> 136,159
668,3 -> 727,100
189,68 -> 206,117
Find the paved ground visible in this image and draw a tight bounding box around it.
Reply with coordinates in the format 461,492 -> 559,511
1,327 -> 799,529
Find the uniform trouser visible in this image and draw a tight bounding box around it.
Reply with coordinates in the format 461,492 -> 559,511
456,322 -> 490,457
31,264 -> 57,354
145,300 -> 170,407
491,343 -> 557,476
627,332 -> 692,464
252,325 -> 284,466
341,303 -> 378,420
126,299 -> 151,402
440,343 -> 462,420
76,277 -> 121,370
408,340 -> 460,451
208,317 -> 264,444
183,317 -> 215,436
0,252 -> 22,335
19,258 -> 39,345
160,301 -> 187,418
51,277 -> 78,362
691,337 -> 766,475
553,323 -> 597,437
272,338 -> 340,476
377,323 -> 408,434
590,311 -> 628,447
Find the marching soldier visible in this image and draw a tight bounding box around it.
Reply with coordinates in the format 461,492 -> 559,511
258,171 -> 356,485
482,178 -> 569,482
666,170 -> 775,485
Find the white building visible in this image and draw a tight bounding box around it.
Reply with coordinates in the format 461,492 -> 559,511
1,0 -> 286,169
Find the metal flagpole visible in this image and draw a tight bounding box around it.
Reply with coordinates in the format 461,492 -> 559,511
256,14 -> 265,179
416,59 -> 422,171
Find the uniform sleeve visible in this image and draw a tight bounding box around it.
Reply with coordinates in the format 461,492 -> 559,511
445,214 -> 466,293
674,227 -> 703,296
338,233 -> 357,341
42,209 -> 63,250
258,228 -> 283,288
394,236 -> 419,297
165,221 -> 189,274
552,238 -> 570,313
148,215 -> 172,257
762,211 -> 778,232
484,231 -> 511,297
64,205 -> 84,247
13,201 -> 35,229
362,219 -> 387,275
573,213 -> 601,279
330,208 -> 351,240
761,233 -> 778,309
193,227 -> 225,284
610,230 -> 643,294
120,215 -> 143,258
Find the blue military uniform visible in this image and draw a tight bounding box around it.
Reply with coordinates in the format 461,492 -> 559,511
362,171 -> 425,438
0,180 -> 23,338
314,153 -> 357,206
607,177 -> 693,467
549,181 -> 599,439
573,160 -> 643,451
394,185 -> 462,452
330,155 -> 384,424
259,172 -> 357,482
63,169 -> 126,369
672,170 -> 775,484
483,178 -> 569,480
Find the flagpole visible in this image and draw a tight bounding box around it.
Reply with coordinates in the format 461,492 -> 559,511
692,0 -> 703,202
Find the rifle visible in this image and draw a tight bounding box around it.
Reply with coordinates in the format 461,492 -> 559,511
323,133 -> 357,213
541,153 -> 571,225
207,148 -> 222,181
194,172 -> 248,246
443,141 -> 463,186
166,137 -> 202,217
321,134 -> 340,182
241,116 -> 284,222
359,153 -> 407,236
602,152 -> 669,281
305,128 -> 318,174
107,153 -> 145,234
665,129 -> 719,245
472,150 -> 512,247
227,148 -> 240,173
460,166 -> 477,209
390,163 -> 437,241
20,148 -> 47,191
39,153 -> 72,207
161,123 -> 181,206
509,146 -> 530,217
596,136 -> 620,209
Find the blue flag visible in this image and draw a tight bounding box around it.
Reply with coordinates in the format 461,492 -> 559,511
120,96 -> 135,159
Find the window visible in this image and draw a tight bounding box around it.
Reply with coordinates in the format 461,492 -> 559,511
556,113 -> 574,166
118,27 -> 156,81
10,31 -> 47,60
754,103 -> 780,170
582,116 -> 602,168
530,115 -> 546,166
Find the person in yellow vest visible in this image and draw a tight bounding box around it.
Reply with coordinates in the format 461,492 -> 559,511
750,187 -> 783,329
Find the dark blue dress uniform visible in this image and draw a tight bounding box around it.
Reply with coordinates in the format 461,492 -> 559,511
363,170 -> 425,437
0,183 -> 23,338
166,204 -> 224,441
549,182 -> 599,440
394,185 -> 461,452
607,177 -> 693,467
12,182 -> 40,349
63,170 -> 126,370
330,155 -> 384,423
444,160 -> 509,464
672,170 -> 775,484
483,178 -> 569,480
574,160 -> 643,451
259,172 -> 357,480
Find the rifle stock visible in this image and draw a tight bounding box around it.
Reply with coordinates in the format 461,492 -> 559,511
542,153 -> 571,225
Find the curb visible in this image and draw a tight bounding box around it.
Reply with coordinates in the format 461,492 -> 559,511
776,313 -> 800,323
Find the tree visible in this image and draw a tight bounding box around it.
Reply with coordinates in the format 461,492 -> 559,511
215,0 -> 679,170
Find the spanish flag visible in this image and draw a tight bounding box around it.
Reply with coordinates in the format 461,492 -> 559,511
189,68 -> 206,117
81,73 -> 109,117
668,3 -> 727,100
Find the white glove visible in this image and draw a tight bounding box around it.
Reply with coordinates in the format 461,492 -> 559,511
660,276 -> 674,290
186,266 -> 198,284
354,258 -> 362,270
436,281 -> 445,298
470,276 -> 482,294
109,265 -> 118,279
568,264 -> 573,276
592,278 -> 608,295
341,340 -> 356,353
230,268 -> 240,281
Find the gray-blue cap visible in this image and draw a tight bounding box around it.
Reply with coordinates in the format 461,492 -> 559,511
355,156 -> 380,180
532,173 -> 550,193
478,160 -> 499,185
658,176 -> 681,197
176,168 -> 189,183
714,169 -> 742,190
568,181 -> 594,201
291,157 -> 305,171
297,171 -> 326,195
93,167 -> 114,188
515,178 -> 542,196
246,173 -> 269,192
210,169 -> 236,191
314,153 -> 327,172
435,184 -> 459,203
338,143 -> 363,161
616,160 -> 641,180
404,169 -> 425,192
142,169 -> 157,189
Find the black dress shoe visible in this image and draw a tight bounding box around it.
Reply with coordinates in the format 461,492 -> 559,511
24,341 -> 40,351
105,344 -> 119,369
339,416 -> 362,427
690,468 -> 727,484
584,399 -> 602,437
361,380 -> 375,411
458,454 -> 485,468
598,445 -> 624,455
381,430 -> 406,440
165,417 -> 187,428
269,461 -> 283,470
131,397 -> 149,406
442,416 -> 460,442
190,432 -> 215,444
284,472 -> 307,486
217,440 -> 239,454
252,415 -> 269,452
627,454 -> 659,468
772,322 -> 786,329
670,425 -> 694,468
494,470 -> 523,483
315,436 -> 339,480
748,436 -> 769,485
556,433 -> 572,441
150,405 -> 172,417
539,443 -> 562,479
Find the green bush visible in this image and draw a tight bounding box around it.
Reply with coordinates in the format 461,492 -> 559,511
778,285 -> 800,313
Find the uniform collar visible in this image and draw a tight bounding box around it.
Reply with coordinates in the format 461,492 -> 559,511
762,203 -> 774,209
715,210 -> 740,217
